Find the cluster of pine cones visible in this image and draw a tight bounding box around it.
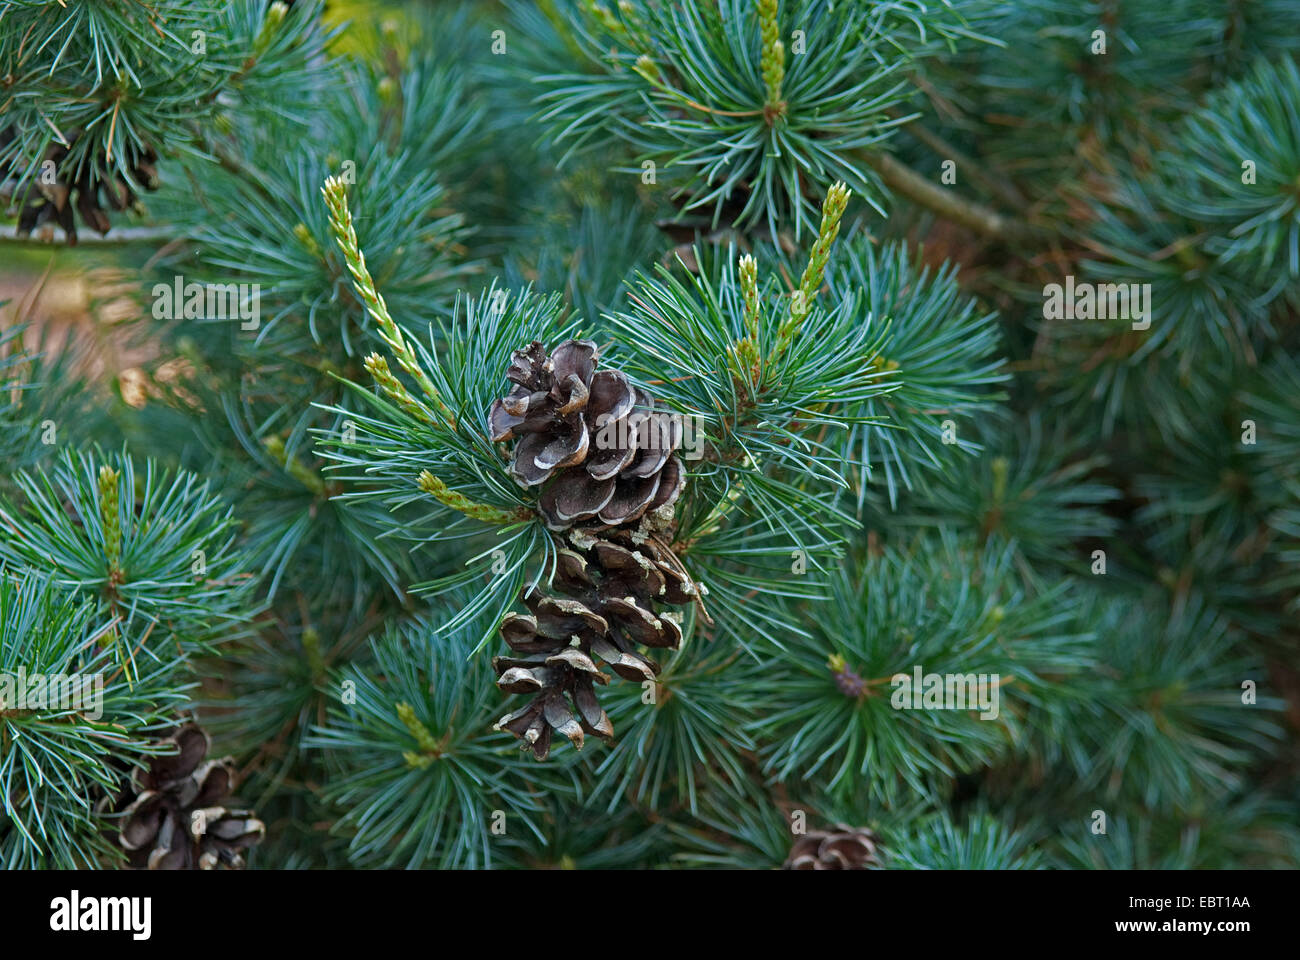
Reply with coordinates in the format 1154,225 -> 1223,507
489,339 -> 695,759
99,724 -> 264,870
0,126 -> 159,243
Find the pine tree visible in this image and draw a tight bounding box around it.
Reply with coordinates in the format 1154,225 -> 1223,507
1,0 -> 1297,873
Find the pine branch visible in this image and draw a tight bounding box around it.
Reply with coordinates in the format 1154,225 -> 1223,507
362,354 -> 440,430
778,181 -> 851,352
756,0 -> 786,122
97,466 -> 123,580
320,174 -> 454,426
862,150 -> 1027,240
896,113 -> 1029,211
416,470 -> 531,525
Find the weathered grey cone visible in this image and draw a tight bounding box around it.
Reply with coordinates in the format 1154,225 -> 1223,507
0,126 -> 159,244
492,528 -> 698,760
106,724 -> 265,870
490,339 -> 686,530
783,824 -> 881,870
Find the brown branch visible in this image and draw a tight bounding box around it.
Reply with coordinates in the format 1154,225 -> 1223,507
894,115 -> 1029,211
863,150 -> 1036,243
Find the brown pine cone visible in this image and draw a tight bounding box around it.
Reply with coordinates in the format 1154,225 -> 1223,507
783,824 -> 881,870
1,125 -> 159,244
490,339 -> 686,530
493,530 -> 699,759
103,725 -> 265,870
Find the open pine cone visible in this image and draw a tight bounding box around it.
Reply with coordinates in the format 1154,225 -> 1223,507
0,126 -> 159,244
102,724 -> 265,870
490,339 -> 686,530
783,824 -> 881,870
493,527 -> 698,759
